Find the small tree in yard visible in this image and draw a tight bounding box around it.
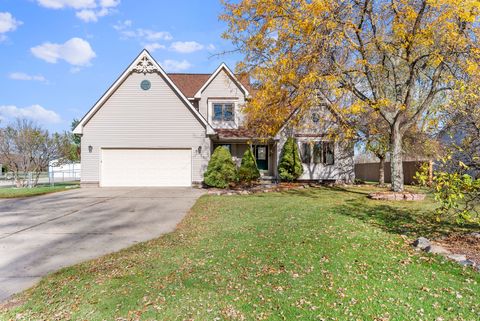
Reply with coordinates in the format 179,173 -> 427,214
0,119 -> 71,187
68,118 -> 81,162
204,146 -> 237,188
278,137 -> 303,181
238,147 -> 260,185
416,73 -> 480,223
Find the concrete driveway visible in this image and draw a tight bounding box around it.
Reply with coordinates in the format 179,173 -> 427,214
0,187 -> 204,302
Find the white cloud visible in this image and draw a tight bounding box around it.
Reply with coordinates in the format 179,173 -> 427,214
36,0 -> 96,9
170,41 -> 204,53
114,20 -> 172,43
113,19 -> 131,30
161,59 -> 192,72
31,37 -> 96,66
76,9 -> 99,22
75,6 -> 112,22
100,0 -> 120,8
8,72 -> 47,83
138,29 -> 172,41
0,12 -> 22,41
145,43 -> 165,53
36,0 -> 119,22
120,28 -> 172,41
0,104 -> 61,124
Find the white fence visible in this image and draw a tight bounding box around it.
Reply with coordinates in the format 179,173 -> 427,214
0,169 -> 81,188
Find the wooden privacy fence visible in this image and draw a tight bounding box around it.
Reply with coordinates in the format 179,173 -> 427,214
355,161 -> 430,185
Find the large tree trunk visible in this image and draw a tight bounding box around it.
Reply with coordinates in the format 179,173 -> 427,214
390,122 -> 404,192
378,156 -> 385,186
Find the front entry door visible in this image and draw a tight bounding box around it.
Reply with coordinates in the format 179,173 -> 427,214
255,145 -> 268,171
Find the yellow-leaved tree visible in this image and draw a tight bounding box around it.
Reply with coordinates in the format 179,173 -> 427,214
221,0 -> 480,192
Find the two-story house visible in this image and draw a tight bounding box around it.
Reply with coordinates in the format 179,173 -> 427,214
73,50 -> 354,187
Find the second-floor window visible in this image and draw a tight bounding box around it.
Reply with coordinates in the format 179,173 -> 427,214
213,103 -> 234,122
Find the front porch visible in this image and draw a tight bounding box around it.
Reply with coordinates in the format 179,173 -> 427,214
211,141 -> 277,177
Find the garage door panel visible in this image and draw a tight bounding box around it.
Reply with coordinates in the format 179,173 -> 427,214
101,149 -> 191,187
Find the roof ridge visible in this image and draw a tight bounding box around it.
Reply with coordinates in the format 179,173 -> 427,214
167,73 -> 212,75
167,72 -> 247,76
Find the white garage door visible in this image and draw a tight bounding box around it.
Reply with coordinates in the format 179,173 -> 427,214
101,149 -> 192,187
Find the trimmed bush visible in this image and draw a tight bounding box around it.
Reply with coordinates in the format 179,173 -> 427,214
278,137 -> 303,181
238,147 -> 260,184
204,146 -> 237,188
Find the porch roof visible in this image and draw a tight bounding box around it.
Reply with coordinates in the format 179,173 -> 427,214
214,128 -> 271,141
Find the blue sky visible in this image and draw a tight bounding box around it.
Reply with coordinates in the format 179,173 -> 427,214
0,0 -> 242,132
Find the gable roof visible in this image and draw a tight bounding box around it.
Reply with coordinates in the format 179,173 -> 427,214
193,63 -> 251,99
73,49 -> 215,135
167,73 -> 211,98
168,70 -> 253,99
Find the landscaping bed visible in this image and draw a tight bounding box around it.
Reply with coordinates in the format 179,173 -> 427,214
368,191 -> 426,201
437,233 -> 480,267
205,181 -> 314,195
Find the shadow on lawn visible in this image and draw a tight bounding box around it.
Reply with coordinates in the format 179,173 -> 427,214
282,186 -> 479,238
330,190 -> 479,238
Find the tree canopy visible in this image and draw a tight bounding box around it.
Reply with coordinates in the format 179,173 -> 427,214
221,0 -> 480,192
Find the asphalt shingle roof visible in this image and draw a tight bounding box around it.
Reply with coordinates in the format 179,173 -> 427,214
167,73 -> 252,98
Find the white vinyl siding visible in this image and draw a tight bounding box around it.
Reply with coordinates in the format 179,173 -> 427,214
198,69 -> 246,129
81,72 -> 210,185
275,106 -> 354,182
101,149 -> 191,187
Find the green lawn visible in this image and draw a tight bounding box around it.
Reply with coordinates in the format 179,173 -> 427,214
2,186 -> 479,320
0,182 -> 79,198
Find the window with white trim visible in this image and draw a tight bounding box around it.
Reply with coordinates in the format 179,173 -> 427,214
213,103 -> 234,122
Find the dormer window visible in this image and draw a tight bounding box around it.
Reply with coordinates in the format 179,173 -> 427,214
213,103 -> 234,122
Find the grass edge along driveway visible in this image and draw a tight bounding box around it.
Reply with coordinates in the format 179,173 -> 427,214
0,182 -> 79,199
2,186 -> 479,320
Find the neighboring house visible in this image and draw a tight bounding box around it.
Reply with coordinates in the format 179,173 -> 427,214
73,50 -> 354,187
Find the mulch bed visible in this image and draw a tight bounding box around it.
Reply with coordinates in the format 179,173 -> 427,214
436,233 -> 480,266
368,191 -> 426,201
205,182 -> 321,195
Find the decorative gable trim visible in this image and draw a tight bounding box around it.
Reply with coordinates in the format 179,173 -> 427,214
132,55 -> 158,74
73,50 -> 215,135
193,63 -> 250,99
